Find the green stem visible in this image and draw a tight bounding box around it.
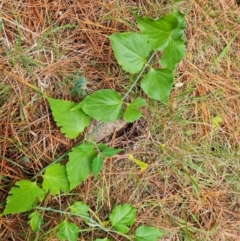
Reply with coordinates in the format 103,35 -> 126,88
35,206 -> 134,240
122,51 -> 156,100
34,52 -> 157,179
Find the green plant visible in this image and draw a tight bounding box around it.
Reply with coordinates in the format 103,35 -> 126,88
1,10 -> 186,240
33,203 -> 165,241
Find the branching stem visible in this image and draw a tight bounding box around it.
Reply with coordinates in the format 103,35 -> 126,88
35,206 -> 134,240
34,52 -> 156,179
122,51 -> 156,100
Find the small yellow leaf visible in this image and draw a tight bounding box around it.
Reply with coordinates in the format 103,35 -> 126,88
160,144 -> 165,150
211,116 -> 222,127
128,155 -> 148,171
101,220 -> 110,227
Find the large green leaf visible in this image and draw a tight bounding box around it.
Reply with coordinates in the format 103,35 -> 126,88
81,90 -> 122,122
109,32 -> 152,74
109,204 -> 136,234
57,220 -> 79,241
47,97 -> 91,139
67,145 -> 96,190
140,68 -> 173,104
4,180 -> 45,214
135,14 -> 178,50
135,225 -> 166,241
42,163 -> 70,195
92,155 -> 104,179
159,38 -> 185,70
28,211 -> 42,232
123,98 -> 146,123
70,201 -> 90,222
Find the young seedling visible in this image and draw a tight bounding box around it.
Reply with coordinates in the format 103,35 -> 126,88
2,10 -> 186,241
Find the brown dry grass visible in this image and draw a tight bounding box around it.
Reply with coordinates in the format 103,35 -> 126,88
1,0 -> 240,240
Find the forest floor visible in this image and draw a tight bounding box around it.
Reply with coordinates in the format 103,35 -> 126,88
1,0 -> 240,240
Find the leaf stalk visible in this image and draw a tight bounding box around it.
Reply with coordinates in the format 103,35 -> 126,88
122,51 -> 156,100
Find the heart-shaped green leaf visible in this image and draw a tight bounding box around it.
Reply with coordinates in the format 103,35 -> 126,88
159,38 -> 185,70
109,32 -> 152,74
135,14 -> 178,50
123,98 -> 146,123
109,204 -> 136,234
140,68 -> 173,104
135,225 -> 166,241
28,211 -> 42,232
81,90 -> 122,122
57,220 -> 79,241
70,201 -> 90,222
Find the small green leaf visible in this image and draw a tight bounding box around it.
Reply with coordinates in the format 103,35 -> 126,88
70,201 -> 90,222
128,98 -> 146,108
101,147 -> 123,157
81,90 -> 122,122
109,32 -> 152,74
42,163 -> 69,195
171,10 -> 186,39
159,38 -> 185,70
28,211 -> 42,232
211,116 -> 223,127
140,68 -> 173,104
4,180 -> 45,214
123,105 -> 142,123
47,97 -> 91,139
123,98 -> 146,123
97,143 -> 108,151
109,204 -> 136,234
135,225 -> 166,241
135,14 -> 178,50
128,155 -> 148,171
67,145 -> 96,190
79,142 -> 94,152
57,220 -> 79,241
92,155 -> 104,179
